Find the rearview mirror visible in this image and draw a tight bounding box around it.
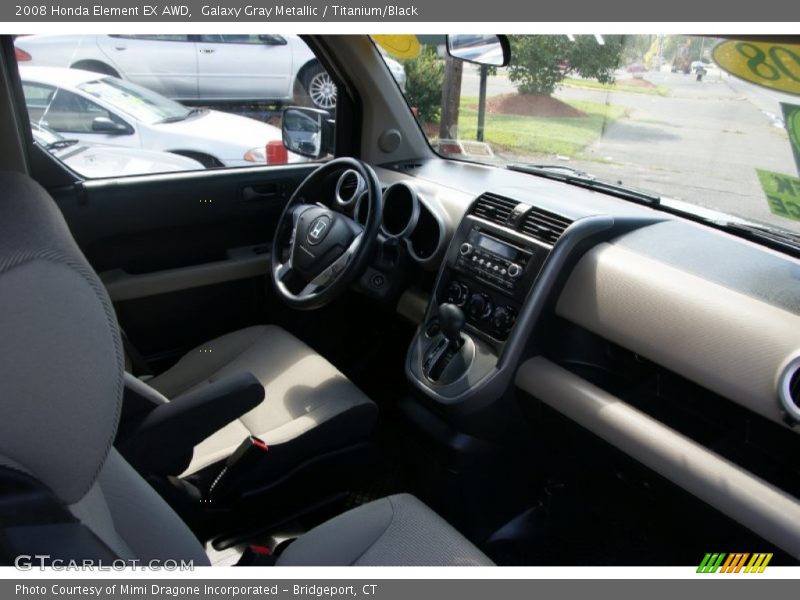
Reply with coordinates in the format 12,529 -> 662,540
91,116 -> 129,135
446,34 -> 510,67
282,107 -> 333,159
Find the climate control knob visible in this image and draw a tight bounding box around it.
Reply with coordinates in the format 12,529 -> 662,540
445,281 -> 470,307
491,305 -> 517,337
507,263 -> 523,279
467,292 -> 493,321
459,242 -> 474,256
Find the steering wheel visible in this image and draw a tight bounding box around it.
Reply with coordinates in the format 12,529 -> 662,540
271,157 -> 382,310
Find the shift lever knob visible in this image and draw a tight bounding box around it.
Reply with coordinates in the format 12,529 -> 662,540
438,303 -> 465,346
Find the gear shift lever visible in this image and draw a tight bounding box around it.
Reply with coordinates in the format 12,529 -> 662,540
438,303 -> 465,347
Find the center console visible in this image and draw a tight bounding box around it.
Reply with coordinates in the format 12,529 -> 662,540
443,224 -> 546,342
406,192 -> 575,405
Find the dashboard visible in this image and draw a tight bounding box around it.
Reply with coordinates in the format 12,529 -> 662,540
347,158 -> 800,558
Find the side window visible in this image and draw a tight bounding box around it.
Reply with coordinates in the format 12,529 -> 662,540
20,34 -> 336,179
198,35 -> 285,45
24,82 -> 121,133
112,34 -> 190,42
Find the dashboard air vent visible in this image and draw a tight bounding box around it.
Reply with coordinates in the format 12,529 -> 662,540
339,172 -> 359,201
519,207 -> 573,245
469,193 -> 519,226
779,355 -> 800,423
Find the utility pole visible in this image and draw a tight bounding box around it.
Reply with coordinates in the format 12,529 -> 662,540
477,64 -> 488,142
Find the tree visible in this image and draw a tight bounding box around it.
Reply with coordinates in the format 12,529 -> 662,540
401,46 -> 445,124
507,35 -> 627,95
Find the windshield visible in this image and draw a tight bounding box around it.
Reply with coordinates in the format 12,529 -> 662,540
78,76 -> 191,125
30,123 -> 63,146
376,35 -> 800,236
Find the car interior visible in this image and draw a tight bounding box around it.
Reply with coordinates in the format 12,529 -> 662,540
0,33 -> 799,567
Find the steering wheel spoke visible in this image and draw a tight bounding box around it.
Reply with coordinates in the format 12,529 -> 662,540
271,158 -> 381,310
275,260 -> 294,282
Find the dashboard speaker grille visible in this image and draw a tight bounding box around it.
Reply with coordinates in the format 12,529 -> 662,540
519,207 -> 573,245
469,193 -> 519,226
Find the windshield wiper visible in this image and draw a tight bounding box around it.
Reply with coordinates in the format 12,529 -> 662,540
44,139 -> 80,151
719,221 -> 800,253
158,107 -> 206,124
508,163 -> 661,206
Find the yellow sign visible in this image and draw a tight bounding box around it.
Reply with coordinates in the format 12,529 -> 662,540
372,35 -> 421,59
756,169 -> 800,222
713,40 -> 800,96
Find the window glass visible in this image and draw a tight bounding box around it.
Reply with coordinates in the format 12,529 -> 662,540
378,34 -> 800,236
198,35 -> 285,45
25,82 -> 120,133
16,34 -> 335,178
113,34 -> 190,42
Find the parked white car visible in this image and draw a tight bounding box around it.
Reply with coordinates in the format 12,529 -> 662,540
20,66 -> 302,168
32,123 -> 204,178
15,34 -> 406,110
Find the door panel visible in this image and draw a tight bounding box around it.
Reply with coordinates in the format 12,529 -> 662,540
195,35 -> 293,101
97,35 -> 198,100
50,164 -> 315,364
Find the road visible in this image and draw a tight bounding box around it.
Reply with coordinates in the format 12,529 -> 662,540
461,66 -> 799,232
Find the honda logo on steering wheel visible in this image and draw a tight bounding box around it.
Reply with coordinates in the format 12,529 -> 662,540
307,216 -> 331,245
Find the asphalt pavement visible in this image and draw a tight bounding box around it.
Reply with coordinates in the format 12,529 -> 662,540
461,66 -> 799,232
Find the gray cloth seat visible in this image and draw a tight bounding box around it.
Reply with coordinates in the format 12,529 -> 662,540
0,171 -> 493,566
277,493 -> 493,566
146,324 -> 377,476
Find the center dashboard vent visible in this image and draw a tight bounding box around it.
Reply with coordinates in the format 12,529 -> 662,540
519,207 -> 573,245
469,192 -> 573,246
469,192 -> 519,226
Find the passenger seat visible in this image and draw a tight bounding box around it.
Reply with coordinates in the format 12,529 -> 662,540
0,172 -> 493,567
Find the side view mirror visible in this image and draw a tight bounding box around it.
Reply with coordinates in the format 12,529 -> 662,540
446,34 -> 510,67
91,116 -> 129,135
281,106 -> 333,159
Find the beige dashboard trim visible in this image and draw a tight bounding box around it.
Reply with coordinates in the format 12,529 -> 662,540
516,356 -> 800,558
556,242 -> 800,429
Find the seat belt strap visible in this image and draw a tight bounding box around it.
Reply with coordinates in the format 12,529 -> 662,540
120,328 -> 153,378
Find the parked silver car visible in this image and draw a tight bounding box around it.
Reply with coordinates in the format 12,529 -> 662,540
15,34 -> 406,110
21,66 -> 302,168
31,122 -> 205,178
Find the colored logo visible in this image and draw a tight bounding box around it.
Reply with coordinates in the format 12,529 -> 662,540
781,103 -> 800,176
697,552 -> 773,573
756,169 -> 800,222
712,40 -> 800,96
372,35 -> 421,59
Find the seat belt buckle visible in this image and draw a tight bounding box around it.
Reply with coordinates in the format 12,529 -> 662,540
236,543 -> 276,566
208,436 -> 269,501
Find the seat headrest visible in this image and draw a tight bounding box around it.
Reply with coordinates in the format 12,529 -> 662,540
0,172 -> 124,504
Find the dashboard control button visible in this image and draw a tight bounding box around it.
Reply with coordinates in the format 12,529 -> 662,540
491,305 -> 517,337
445,281 -> 470,307
459,242 -> 473,256
507,263 -> 523,279
467,292 -> 493,321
